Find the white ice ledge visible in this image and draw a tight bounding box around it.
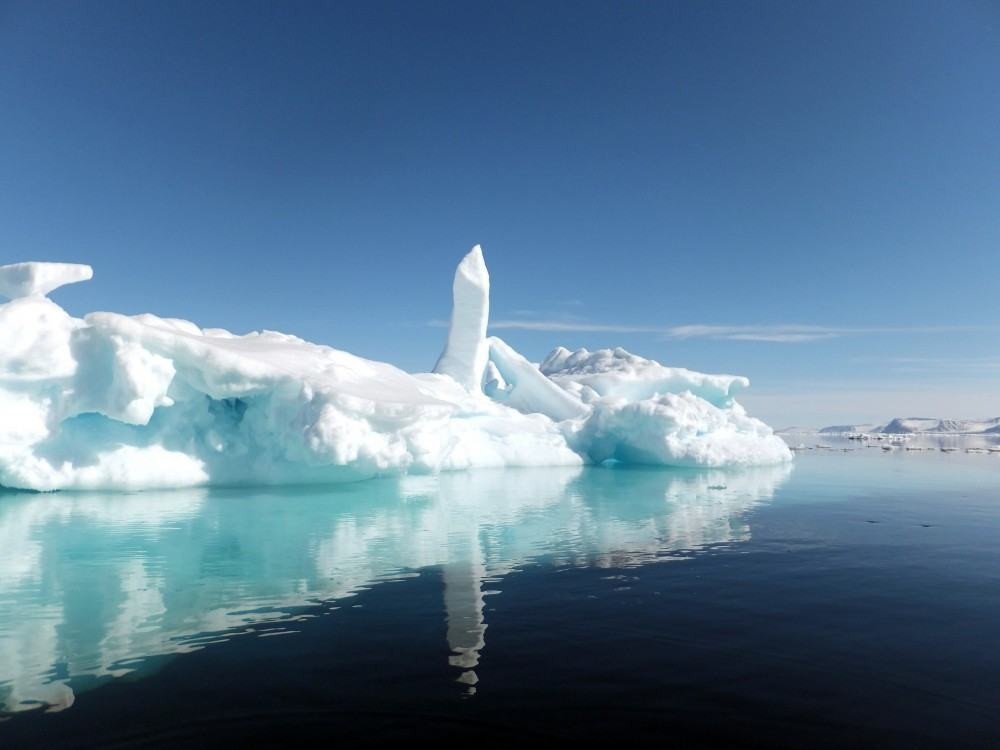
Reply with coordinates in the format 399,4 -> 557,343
0,262 -> 93,299
0,247 -> 790,491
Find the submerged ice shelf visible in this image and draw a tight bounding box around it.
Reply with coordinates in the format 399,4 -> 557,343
0,248 -> 790,491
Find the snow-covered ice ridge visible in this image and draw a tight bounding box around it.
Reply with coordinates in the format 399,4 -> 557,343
0,248 -> 790,491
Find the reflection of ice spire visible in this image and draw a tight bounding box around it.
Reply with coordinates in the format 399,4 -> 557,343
0,464 -> 794,713
442,549 -> 487,694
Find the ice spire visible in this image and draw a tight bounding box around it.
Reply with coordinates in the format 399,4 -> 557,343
433,245 -> 490,391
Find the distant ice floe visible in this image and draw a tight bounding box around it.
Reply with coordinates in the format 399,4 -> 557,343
0,249 -> 790,491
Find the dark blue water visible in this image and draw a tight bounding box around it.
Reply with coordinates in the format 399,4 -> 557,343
2,450 -> 999,747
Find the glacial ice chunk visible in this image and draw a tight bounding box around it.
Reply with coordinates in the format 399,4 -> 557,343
486,337 -> 589,421
572,392 -> 793,468
540,346 -> 788,467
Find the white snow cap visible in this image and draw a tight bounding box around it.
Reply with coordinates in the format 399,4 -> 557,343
0,245 -> 790,491
0,262 -> 93,299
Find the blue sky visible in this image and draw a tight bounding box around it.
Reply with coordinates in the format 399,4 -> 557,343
1,1 -> 997,427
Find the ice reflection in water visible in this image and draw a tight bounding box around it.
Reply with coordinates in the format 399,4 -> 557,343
0,463 -> 791,712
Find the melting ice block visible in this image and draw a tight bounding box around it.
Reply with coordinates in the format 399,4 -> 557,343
0,245 -> 790,491
0,262 -> 93,299
486,337 -> 589,421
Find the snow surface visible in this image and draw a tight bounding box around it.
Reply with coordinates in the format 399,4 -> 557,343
0,247 -> 790,491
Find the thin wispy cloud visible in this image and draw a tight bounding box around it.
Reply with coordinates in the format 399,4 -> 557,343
488,320 -> 664,334
476,320 -> 988,343
666,325 -> 843,342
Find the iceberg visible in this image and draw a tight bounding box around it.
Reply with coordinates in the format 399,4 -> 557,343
0,250 -> 790,491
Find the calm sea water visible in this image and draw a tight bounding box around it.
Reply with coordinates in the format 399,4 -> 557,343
2,446 -> 1000,747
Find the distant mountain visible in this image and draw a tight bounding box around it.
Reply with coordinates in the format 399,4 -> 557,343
880,417 -> 1000,434
879,418 -> 938,434
818,424 -> 879,435
818,417 -> 1000,435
